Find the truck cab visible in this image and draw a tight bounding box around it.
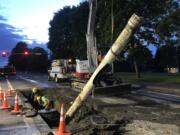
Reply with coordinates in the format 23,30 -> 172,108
48,59 -> 69,82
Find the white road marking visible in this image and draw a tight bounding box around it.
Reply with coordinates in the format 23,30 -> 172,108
0,126 -> 29,131
18,75 -> 52,88
6,79 -> 14,90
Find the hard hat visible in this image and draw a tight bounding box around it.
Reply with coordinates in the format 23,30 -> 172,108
32,87 -> 39,94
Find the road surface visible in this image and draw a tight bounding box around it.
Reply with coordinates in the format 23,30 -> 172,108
0,73 -> 53,135
1,73 -> 180,135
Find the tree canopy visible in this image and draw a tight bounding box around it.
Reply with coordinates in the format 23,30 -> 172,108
8,42 -> 49,72
48,2 -> 89,59
48,0 -> 179,73
9,42 -> 29,70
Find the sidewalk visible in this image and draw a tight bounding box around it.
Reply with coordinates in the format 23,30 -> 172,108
0,92 -> 52,135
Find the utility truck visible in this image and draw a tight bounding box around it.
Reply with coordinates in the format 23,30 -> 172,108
48,59 -> 71,82
70,0 -> 125,91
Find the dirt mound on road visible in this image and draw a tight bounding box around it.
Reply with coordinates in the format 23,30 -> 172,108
21,87 -> 180,135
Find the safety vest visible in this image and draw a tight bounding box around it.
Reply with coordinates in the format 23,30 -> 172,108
39,96 -> 50,107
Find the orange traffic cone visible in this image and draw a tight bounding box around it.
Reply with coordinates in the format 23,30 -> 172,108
0,88 -> 3,100
0,92 -> 11,109
7,87 -> 13,97
56,104 -> 71,135
11,92 -> 21,114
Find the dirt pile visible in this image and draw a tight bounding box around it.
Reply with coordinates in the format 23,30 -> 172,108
42,88 -> 130,134
66,104 -> 130,135
21,87 -> 180,135
125,120 -> 179,135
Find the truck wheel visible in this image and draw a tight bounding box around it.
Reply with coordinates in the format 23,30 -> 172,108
55,77 -> 59,83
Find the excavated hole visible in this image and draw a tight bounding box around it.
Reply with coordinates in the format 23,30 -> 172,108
20,88 -> 131,135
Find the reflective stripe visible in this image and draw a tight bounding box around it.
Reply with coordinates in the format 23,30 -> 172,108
60,114 -> 64,122
41,96 -> 49,107
15,94 -> 18,104
4,92 -> 6,100
60,104 -> 64,122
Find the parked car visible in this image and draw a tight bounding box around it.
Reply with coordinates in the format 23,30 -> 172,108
0,66 -> 16,77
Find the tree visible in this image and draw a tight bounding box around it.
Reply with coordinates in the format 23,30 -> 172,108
48,2 -> 89,59
156,8 -> 180,70
95,0 -> 175,78
27,47 -> 49,72
127,44 -> 153,78
8,42 -> 29,70
154,45 -> 177,72
9,42 -> 49,72
48,0 -> 177,77
156,3 -> 179,46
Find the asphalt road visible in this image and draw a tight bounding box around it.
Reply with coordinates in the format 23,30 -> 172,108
0,73 -> 59,91
1,73 -> 180,135
0,73 -> 52,135
3,73 -> 180,107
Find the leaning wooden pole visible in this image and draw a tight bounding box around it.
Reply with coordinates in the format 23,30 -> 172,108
66,13 -> 143,120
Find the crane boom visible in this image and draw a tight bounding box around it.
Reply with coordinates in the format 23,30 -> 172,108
86,0 -> 98,73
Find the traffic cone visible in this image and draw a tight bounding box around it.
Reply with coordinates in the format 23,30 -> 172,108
0,88 -> 3,100
7,87 -> 13,97
0,92 -> 11,109
55,103 -> 71,135
11,92 -> 21,114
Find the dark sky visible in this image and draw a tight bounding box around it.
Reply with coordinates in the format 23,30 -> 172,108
0,15 -> 46,67
0,15 -> 23,66
0,16 -> 24,51
0,0 -> 80,67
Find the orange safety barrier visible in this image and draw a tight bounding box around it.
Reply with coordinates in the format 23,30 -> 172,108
0,88 -> 3,100
0,92 -> 11,109
11,92 -> 21,114
55,103 -> 71,135
7,87 -> 13,97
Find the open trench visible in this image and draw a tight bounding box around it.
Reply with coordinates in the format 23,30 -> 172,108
20,87 -> 130,135
19,84 -> 180,135
4,75 -> 180,134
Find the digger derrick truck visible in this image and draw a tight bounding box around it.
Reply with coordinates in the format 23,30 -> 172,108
71,0 -> 97,82
66,13 -> 143,122
70,0 -> 130,95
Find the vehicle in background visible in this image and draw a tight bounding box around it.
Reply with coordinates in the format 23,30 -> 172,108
0,68 -> 5,76
0,65 -> 16,77
48,59 -> 74,82
72,59 -> 89,79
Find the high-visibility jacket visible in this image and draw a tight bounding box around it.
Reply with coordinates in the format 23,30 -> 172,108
38,96 -> 50,108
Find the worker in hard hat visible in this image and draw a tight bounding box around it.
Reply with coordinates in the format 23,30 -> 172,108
30,87 -> 43,110
32,87 -> 39,94
34,91 -> 54,110
31,87 -> 41,102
